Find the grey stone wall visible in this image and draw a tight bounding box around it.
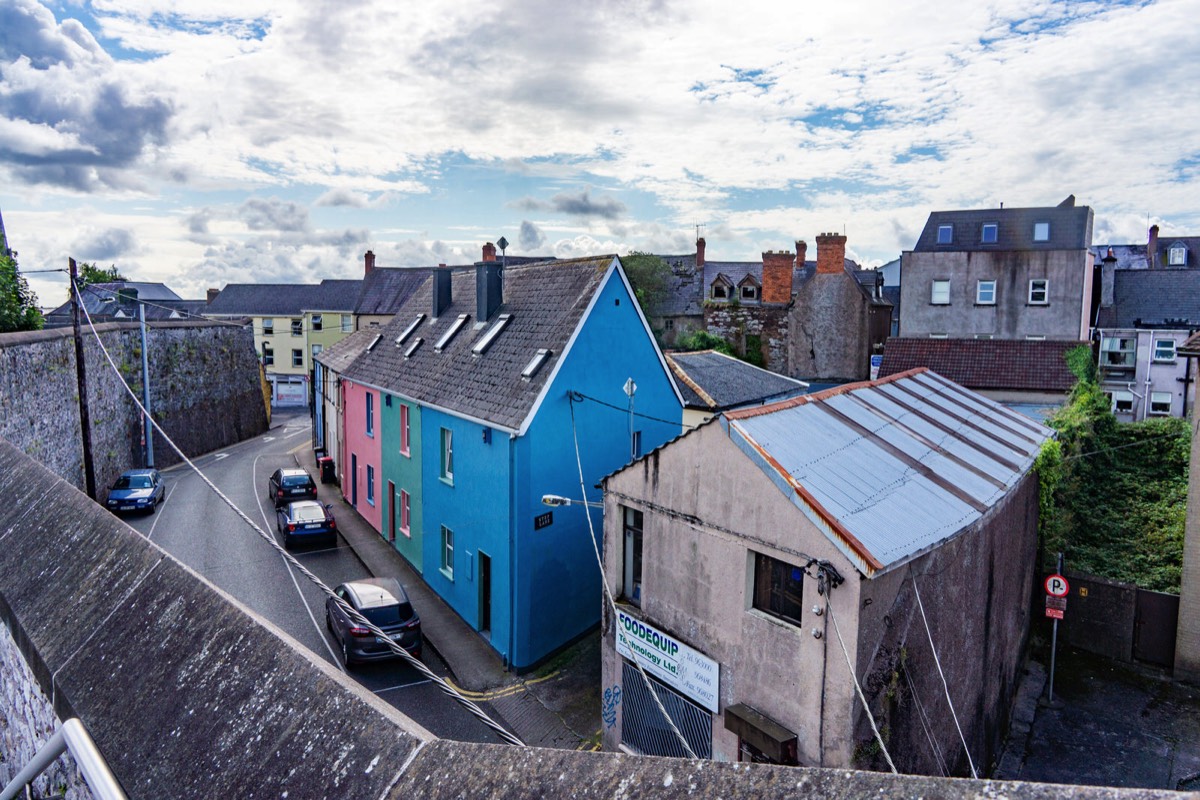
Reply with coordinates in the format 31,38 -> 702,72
790,272 -> 872,382
0,321 -> 268,495
703,304 -> 789,375
0,623 -> 93,799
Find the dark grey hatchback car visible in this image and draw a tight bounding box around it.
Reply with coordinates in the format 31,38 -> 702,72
326,578 -> 422,668
268,467 -> 317,508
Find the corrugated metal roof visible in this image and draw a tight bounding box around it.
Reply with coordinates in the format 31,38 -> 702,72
724,368 -> 1050,577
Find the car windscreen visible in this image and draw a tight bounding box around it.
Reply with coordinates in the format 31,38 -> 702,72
282,475 -> 312,487
362,602 -> 414,626
292,506 -> 325,523
114,476 -> 152,489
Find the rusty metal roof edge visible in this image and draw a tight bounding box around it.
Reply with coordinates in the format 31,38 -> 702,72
726,420 -> 883,577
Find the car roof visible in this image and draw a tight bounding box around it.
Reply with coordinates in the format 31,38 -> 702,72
279,468 -> 309,476
343,578 -> 408,609
121,469 -> 158,477
285,500 -> 323,512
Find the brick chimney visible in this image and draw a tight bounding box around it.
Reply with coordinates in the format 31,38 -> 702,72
795,239 -> 808,267
761,249 -> 795,303
696,237 -> 706,268
482,242 -> 497,262
816,232 -> 847,275
206,288 -> 220,304
1148,224 -> 1160,268
364,250 -> 376,276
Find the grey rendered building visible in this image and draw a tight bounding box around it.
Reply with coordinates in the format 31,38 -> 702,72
900,196 -> 1095,341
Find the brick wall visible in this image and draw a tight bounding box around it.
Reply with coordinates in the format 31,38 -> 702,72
0,321 -> 268,494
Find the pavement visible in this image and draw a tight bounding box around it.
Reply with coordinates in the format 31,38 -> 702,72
293,443 -> 601,752
995,645 -> 1200,791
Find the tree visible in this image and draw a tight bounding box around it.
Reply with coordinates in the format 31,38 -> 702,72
621,252 -> 670,318
71,262 -> 129,299
0,251 -> 44,332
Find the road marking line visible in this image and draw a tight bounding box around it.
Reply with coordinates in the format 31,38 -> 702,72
214,453 -> 229,461
375,679 -> 434,694
444,670 -> 560,700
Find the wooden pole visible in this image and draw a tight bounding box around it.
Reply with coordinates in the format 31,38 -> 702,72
70,258 -> 96,499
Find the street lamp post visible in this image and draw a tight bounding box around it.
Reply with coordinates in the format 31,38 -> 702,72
541,494 -> 602,509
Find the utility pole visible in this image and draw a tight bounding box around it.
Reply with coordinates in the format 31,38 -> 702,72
139,301 -> 154,468
69,258 -> 96,499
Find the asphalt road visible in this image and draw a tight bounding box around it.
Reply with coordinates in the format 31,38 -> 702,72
118,408 -> 503,744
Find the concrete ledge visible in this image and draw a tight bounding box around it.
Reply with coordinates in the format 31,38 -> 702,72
0,436 -> 1184,799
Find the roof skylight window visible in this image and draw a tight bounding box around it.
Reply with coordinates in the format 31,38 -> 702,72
1033,222 -> 1050,242
981,223 -> 998,243
472,314 -> 513,356
435,314 -> 470,351
522,349 -> 552,379
404,338 -> 423,359
395,313 -> 425,347
937,224 -> 953,245
367,334 -> 382,351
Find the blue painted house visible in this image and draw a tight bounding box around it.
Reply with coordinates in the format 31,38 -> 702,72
342,253 -> 683,669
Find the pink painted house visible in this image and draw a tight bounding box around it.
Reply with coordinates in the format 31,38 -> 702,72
340,378 -> 382,533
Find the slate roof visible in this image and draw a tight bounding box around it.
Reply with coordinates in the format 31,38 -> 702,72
878,338 -> 1081,392
722,368 -> 1050,576
343,256 -> 619,432
1102,269 -> 1200,328
912,196 -> 1093,252
1091,244 -> 1148,270
658,253 -> 704,316
316,327 -> 383,374
43,282 -> 200,326
666,350 -> 808,411
1151,236 -> 1200,269
1180,330 -> 1200,355
205,280 -> 360,316
355,268 -> 435,316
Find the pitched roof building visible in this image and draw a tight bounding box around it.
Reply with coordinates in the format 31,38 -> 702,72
666,349 -> 808,427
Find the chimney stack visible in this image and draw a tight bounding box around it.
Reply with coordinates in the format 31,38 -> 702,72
696,237 -> 706,268
1149,224 -> 1160,268
761,249 -> 795,303
816,232 -> 847,275
482,242 -> 497,262
433,268 -> 452,318
364,250 -> 376,276
795,239 -> 808,267
206,288 -> 220,304
476,261 -> 503,322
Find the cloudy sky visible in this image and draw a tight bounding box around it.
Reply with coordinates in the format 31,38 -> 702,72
1,0 -> 1197,308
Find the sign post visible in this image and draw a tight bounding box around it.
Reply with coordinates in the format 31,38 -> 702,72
1045,554 -> 1068,703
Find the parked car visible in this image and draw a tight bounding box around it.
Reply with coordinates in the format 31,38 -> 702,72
268,467 -> 317,508
105,469 -> 164,515
325,578 -> 422,668
276,500 -> 337,548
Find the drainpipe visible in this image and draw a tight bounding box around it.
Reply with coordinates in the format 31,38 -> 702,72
508,431 -> 517,670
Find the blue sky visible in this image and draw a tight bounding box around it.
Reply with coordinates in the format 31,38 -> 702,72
1,0 -> 1197,307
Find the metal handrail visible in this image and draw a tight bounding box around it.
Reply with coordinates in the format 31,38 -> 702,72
0,718 -> 126,800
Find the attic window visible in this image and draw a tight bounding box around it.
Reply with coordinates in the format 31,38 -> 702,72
937,224 -> 953,244
711,284 -> 728,299
395,313 -> 426,347
522,349 -> 552,379
367,334 -> 382,352
740,284 -> 758,301
404,338 -> 423,359
1033,222 -> 1050,242
435,314 -> 470,351
472,314 -> 512,356
981,223 -> 998,244
1169,243 -> 1187,266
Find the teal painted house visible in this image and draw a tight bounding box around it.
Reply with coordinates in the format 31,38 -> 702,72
342,253 -> 683,669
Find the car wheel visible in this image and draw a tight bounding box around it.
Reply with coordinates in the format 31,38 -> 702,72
325,610 -> 333,632
341,640 -> 353,670
147,503 -> 156,515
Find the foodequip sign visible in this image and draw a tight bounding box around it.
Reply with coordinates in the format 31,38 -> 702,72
616,610 -> 719,712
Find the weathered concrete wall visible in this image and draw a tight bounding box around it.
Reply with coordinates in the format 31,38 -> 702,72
0,320 -> 268,495
855,473 -> 1039,776
0,622 -> 93,799
0,437 -> 1181,798
790,272 -> 872,382
1175,367 -> 1200,681
703,304 -> 789,375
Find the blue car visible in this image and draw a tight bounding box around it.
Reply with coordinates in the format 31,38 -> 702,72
105,469 -> 165,515
276,500 -> 337,548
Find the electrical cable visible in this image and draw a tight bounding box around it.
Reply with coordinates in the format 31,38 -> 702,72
1060,431 -> 1185,462
569,390 -> 700,430
823,580 -> 898,774
901,661 -> 948,777
567,394 -> 698,759
72,280 -> 526,748
910,574 -> 977,778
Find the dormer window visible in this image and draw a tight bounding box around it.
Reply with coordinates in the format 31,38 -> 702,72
1169,243 -> 1187,266
981,223 -> 998,244
937,224 -> 953,245
1033,222 -> 1050,242
711,283 -> 728,300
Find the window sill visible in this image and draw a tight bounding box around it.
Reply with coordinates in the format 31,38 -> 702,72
440,476 -> 454,487
974,302 -> 996,307
440,567 -> 454,581
1026,302 -> 1050,307
1153,359 -> 1177,365
400,449 -> 410,458
929,302 -> 950,306
400,529 -> 411,538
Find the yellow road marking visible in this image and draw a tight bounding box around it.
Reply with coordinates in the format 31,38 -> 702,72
444,669 -> 561,700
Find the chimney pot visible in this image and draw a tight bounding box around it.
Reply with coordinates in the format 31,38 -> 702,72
482,242 -> 497,262
796,240 -> 808,266
364,250 -> 376,276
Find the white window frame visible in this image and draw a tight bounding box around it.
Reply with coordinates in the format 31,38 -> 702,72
262,345 -> 274,366
740,284 -> 758,301
366,393 -> 374,437
440,525 -> 454,578
440,427 -> 454,483
1028,279 -> 1049,304
976,279 -> 996,304
1150,392 -> 1173,416
291,349 -> 303,367
291,318 -> 302,336
400,404 -> 410,456
981,223 -> 998,244
400,489 -> 410,536
931,279 -> 950,305
341,314 -> 353,332
312,314 -> 323,331
366,464 -> 375,506
1169,244 -> 1187,266
1111,390 -> 1134,413
929,332 -> 948,339
1153,339 -> 1176,362
262,318 -> 274,336
937,224 -> 953,245
1033,222 -> 1050,242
